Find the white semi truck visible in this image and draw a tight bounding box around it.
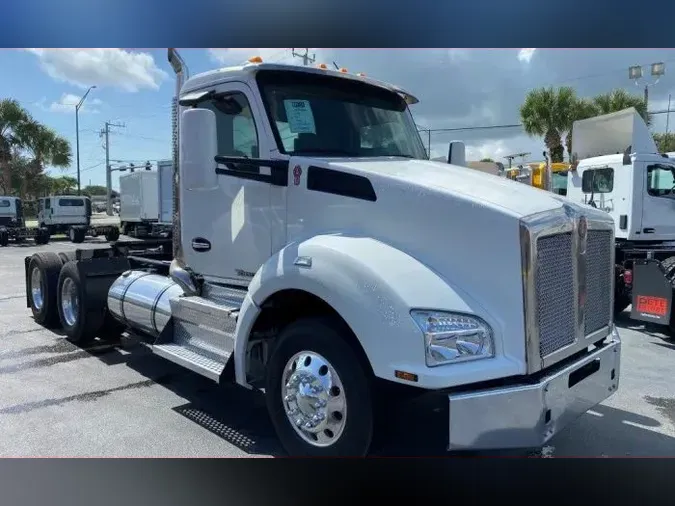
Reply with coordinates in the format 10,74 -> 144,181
23,50 -> 621,456
568,108 -> 675,333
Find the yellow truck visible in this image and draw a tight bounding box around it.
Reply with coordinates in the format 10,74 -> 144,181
505,162 -> 570,195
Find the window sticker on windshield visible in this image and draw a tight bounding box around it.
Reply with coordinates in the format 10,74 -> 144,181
283,100 -> 316,134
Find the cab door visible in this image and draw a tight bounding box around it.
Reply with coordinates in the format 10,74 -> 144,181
181,82 -> 277,285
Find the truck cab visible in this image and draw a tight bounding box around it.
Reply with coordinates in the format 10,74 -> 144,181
0,196 -> 25,228
37,195 -> 92,234
24,53 -> 621,457
567,108 -> 675,326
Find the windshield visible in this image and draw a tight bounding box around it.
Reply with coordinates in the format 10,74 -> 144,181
256,70 -> 427,159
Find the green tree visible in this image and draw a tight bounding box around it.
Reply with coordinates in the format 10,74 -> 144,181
0,99 -> 30,194
520,86 -> 579,163
565,97 -> 597,157
15,119 -> 72,198
592,88 -> 649,125
653,132 -> 675,153
480,157 -> 494,162
83,185 -> 108,196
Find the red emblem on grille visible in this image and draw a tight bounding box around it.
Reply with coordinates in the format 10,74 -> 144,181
293,165 -> 302,186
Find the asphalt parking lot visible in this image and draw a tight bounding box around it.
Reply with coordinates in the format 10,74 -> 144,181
1,234 -> 675,457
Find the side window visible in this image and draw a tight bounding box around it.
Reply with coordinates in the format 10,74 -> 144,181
45,199 -> 51,209
0,200 -> 10,208
647,164 -> 675,197
200,92 -> 259,159
581,167 -> 614,193
58,198 -> 85,207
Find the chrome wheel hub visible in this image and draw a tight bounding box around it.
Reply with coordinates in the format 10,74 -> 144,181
31,267 -> 43,311
281,351 -> 347,447
60,277 -> 79,327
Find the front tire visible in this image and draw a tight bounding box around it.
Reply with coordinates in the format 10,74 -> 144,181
265,317 -> 374,457
56,261 -> 105,345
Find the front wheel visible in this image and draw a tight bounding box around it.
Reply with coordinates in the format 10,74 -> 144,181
265,317 -> 374,457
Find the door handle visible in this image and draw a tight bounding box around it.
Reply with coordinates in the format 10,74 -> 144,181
191,237 -> 211,252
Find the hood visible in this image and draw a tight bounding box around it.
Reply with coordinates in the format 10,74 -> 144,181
333,158 -> 567,219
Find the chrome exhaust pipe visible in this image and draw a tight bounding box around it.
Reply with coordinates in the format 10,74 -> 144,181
168,48 -> 189,267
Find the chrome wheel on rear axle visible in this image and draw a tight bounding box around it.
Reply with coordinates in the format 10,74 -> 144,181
60,277 -> 79,327
281,351 -> 347,447
31,267 -> 44,311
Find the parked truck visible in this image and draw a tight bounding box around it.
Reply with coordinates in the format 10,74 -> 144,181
37,195 -> 120,243
23,50 -> 621,456
0,196 -> 50,246
567,108 -> 675,333
119,171 -> 160,237
153,159 -> 174,237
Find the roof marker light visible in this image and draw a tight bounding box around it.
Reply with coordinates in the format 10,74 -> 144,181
248,56 -> 263,63
356,72 -> 366,77
317,63 -> 328,69
339,68 -> 348,73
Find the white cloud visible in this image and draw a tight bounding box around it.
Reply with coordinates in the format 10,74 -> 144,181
26,49 -> 167,92
518,48 -> 537,64
47,93 -> 103,114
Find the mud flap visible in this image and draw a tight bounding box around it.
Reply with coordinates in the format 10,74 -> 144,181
630,259 -> 672,325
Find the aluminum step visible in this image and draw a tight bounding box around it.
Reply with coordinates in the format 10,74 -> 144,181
151,291 -> 244,382
152,342 -> 227,381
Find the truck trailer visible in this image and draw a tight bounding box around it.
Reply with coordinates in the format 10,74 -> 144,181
23,49 -> 621,456
119,171 -> 160,238
153,159 -> 174,237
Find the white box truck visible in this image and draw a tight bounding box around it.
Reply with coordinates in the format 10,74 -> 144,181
23,49 -> 621,457
119,171 -> 159,237
153,160 -> 174,237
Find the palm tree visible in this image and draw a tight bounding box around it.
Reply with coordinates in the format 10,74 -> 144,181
520,87 -> 579,163
592,88 -> 649,125
16,120 -> 72,198
565,97 -> 598,158
0,99 -> 30,194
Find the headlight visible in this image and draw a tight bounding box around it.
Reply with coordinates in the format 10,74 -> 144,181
410,310 -> 494,367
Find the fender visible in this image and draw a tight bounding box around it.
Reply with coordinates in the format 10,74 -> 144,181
233,235 -> 522,390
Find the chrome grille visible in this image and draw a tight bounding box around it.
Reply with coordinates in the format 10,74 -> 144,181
535,233 -> 576,357
584,230 -> 612,335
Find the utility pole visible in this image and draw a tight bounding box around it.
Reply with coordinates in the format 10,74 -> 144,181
292,48 -> 315,66
100,121 -> 125,215
75,85 -> 96,195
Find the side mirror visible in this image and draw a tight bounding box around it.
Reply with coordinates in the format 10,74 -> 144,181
448,141 -> 466,166
180,108 -> 218,190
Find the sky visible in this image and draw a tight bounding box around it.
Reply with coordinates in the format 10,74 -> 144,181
2,48 -> 675,190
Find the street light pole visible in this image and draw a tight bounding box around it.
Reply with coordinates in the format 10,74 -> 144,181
75,85 -> 96,195
629,62 -> 664,112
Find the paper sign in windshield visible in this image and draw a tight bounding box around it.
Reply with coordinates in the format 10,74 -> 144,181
284,100 -> 316,134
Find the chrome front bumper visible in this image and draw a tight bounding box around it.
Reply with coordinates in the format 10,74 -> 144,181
447,326 -> 621,451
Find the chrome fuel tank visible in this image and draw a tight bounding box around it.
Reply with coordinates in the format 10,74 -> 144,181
107,270 -> 184,337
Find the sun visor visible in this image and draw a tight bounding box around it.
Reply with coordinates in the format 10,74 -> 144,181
572,107 -> 658,161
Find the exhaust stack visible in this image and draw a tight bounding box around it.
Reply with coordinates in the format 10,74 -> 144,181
167,48 -> 189,265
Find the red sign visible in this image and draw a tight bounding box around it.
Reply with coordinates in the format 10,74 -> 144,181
635,295 -> 669,316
